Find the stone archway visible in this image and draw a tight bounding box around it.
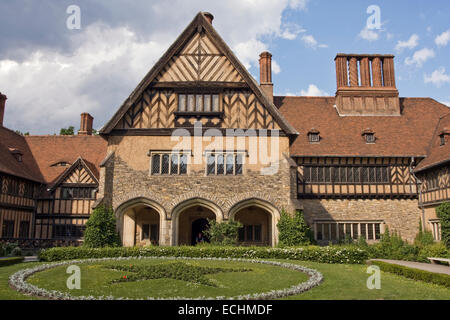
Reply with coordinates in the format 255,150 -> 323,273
228,198 -> 280,247
171,198 -> 223,246
115,197 -> 167,247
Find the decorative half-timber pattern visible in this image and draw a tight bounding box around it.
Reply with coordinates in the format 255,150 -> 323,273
0,173 -> 36,239
114,89 -> 280,130
296,157 -> 418,198
155,31 -> 245,83
63,164 -> 96,185
418,165 -> 450,205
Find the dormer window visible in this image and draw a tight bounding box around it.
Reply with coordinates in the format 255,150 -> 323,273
51,162 -> 71,167
308,129 -> 320,143
178,94 -> 220,113
9,148 -> 23,162
440,134 -> 445,146
362,129 -> 376,144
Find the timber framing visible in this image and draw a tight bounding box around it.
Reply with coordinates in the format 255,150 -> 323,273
100,12 -> 297,136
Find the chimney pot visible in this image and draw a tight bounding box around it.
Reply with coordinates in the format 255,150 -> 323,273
79,113 -> 94,136
0,93 -> 7,127
259,52 -> 274,103
203,12 -> 214,24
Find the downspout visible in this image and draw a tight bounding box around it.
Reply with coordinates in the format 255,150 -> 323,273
409,157 -> 425,232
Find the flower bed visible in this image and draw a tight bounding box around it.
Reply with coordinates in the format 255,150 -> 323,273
38,246 -> 368,264
9,256 -> 323,300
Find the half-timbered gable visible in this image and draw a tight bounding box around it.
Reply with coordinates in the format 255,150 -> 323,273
415,113 -> 450,240
103,12 -> 294,134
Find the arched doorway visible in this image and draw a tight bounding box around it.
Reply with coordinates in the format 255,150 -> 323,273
191,218 -> 210,245
171,198 -> 222,246
115,198 -> 165,247
228,199 -> 280,247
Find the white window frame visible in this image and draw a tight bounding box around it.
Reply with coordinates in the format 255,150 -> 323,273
204,151 -> 246,176
149,151 -> 191,176
313,220 -> 385,242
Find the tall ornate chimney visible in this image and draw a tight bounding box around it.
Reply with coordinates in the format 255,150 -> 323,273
335,54 -> 400,116
0,93 -> 7,127
78,113 -> 94,135
259,51 -> 274,103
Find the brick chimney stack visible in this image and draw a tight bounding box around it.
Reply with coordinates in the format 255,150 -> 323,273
0,93 -> 7,127
203,12 -> 214,24
78,113 -> 94,135
334,54 -> 399,116
259,51 -> 274,103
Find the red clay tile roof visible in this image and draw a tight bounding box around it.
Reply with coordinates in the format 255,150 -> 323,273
24,135 -> 107,185
0,126 -> 44,183
276,96 -> 450,158
415,112 -> 450,172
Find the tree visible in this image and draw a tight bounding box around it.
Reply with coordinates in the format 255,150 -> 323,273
436,202 -> 450,249
83,205 -> 121,248
60,126 -> 75,135
204,219 -> 242,246
277,210 -> 312,247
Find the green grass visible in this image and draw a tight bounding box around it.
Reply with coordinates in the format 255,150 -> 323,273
283,261 -> 450,300
1,259 -> 449,300
26,259 -> 306,299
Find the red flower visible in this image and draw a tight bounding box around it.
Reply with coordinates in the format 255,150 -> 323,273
123,275 -> 127,279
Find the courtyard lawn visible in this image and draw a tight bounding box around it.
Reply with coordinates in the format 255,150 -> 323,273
0,259 -> 449,300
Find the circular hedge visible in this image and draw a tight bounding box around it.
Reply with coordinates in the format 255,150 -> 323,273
10,256 -> 323,300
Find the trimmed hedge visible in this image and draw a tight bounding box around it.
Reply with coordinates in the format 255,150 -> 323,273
0,257 -> 24,267
369,260 -> 450,288
38,246 -> 369,264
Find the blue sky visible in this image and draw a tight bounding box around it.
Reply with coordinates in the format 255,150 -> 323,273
0,0 -> 449,134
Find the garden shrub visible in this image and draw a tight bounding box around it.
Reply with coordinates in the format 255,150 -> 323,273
436,202 -> 450,249
0,257 -> 24,267
83,205 -> 121,248
38,245 -> 368,264
11,247 -> 22,257
369,260 -> 450,288
277,210 -> 313,247
204,219 -> 242,246
414,221 -> 435,247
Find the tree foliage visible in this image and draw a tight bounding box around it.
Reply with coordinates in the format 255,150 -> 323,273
83,206 -> 121,248
60,126 -> 74,135
437,202 -> 450,249
277,210 -> 312,247
204,219 -> 242,246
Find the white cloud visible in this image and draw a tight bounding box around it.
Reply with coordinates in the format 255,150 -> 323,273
405,48 -> 435,67
0,0 -> 310,133
301,34 -> 327,49
435,29 -> 450,47
288,0 -> 309,10
395,34 -> 419,53
300,84 -> 329,96
358,27 -> 379,41
424,67 -> 450,87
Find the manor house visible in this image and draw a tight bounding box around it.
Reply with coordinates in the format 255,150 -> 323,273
0,12 -> 448,247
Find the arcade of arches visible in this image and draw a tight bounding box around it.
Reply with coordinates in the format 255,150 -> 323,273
116,198 -> 279,247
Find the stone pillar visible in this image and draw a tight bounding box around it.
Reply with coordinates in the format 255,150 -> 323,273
78,113 -> 93,136
259,51 -> 274,103
372,57 -> 383,87
0,93 -> 7,127
123,209 -> 136,247
349,57 -> 359,87
360,57 -> 371,87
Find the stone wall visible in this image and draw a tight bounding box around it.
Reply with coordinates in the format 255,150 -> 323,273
301,199 -> 421,242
